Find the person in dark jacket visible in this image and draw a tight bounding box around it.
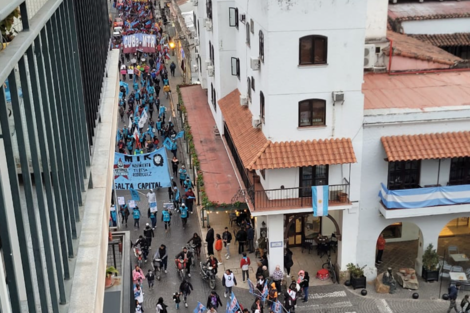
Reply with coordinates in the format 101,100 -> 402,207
188,233 -> 202,257
222,227 -> 232,259
448,283 -> 461,313
284,248 -> 294,275
246,224 -> 255,253
154,244 -> 168,273
299,271 -> 310,302
179,279 -> 193,308
143,223 -> 155,247
236,227 -> 247,254
251,298 -> 263,313
206,225 -> 215,256
206,290 -> 223,310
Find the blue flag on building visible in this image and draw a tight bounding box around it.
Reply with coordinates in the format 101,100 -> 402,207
130,188 -> 141,201
226,292 -> 240,313
193,302 -> 206,313
312,185 -> 329,217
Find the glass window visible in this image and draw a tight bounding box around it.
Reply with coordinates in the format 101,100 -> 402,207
299,35 -> 327,65
259,30 -> 264,62
304,215 -> 321,239
229,7 -> 238,28
300,166 -> 329,197
246,23 -> 250,46
298,99 -> 325,127
251,76 -> 255,91
231,57 -> 240,78
387,161 -> 421,190
449,157 -> 470,185
260,91 -> 265,122
206,0 -> 212,19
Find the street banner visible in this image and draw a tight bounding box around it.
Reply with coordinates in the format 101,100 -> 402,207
123,33 -> 157,53
129,200 -> 136,208
114,148 -> 171,190
193,302 -> 206,313
226,292 -> 240,313
118,197 -> 125,205
138,109 -> 148,128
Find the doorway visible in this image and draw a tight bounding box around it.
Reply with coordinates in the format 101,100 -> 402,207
285,214 -> 322,247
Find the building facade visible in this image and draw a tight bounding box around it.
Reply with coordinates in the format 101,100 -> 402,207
0,0 -> 115,311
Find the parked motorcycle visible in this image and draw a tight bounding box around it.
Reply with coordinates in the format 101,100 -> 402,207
133,247 -> 143,268
200,261 -> 216,289
153,258 -> 162,280
175,258 -> 188,280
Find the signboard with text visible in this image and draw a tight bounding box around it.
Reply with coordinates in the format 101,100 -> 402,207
122,33 -> 157,53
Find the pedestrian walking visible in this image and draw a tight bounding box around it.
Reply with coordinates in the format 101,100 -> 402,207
298,270 -> 309,303
251,298 -> 263,313
240,252 -> 251,282
134,283 -> 144,305
223,227 -> 232,260
135,299 -> 144,313
222,269 -> 237,298
284,248 -> 293,275
179,279 -> 194,308
179,165 -> 187,185
246,224 -> 255,253
154,244 -> 168,273
156,297 -> 168,313
206,225 -> 215,256
170,61 -> 176,77
236,227 -> 247,254
133,206 -> 141,229
148,208 -> 157,229
448,283 -> 461,313
146,269 -> 155,289
180,203 -> 188,229
173,292 -> 181,309
120,204 -> 130,226
171,156 -> 179,177
132,265 -> 145,285
376,233 -> 386,265
461,294 -> 469,313
272,265 -> 284,294
164,84 -> 171,99
143,223 -> 155,247
121,64 -> 127,80
215,234 -> 223,264
206,290 -> 223,310
162,208 -> 171,233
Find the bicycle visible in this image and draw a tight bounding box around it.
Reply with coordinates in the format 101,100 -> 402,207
321,252 -> 337,284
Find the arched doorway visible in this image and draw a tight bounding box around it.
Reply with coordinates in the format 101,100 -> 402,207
284,213 -> 342,246
375,222 -> 423,275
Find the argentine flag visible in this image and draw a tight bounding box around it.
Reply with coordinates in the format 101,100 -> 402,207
312,185 -> 329,217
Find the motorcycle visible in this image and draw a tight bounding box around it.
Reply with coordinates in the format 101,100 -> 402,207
187,244 -> 198,266
200,261 -> 216,289
175,258 -> 188,280
133,247 -> 143,267
153,258 -> 162,280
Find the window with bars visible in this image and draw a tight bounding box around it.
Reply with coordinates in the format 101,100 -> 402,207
298,99 -> 326,127
387,160 -> 421,190
449,157 -> 470,185
299,35 -> 327,65
259,30 -> 264,62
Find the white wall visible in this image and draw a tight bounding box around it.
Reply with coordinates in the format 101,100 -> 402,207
267,214 -> 284,274
365,0 -> 388,40
357,112 -> 470,279
402,18 -> 470,35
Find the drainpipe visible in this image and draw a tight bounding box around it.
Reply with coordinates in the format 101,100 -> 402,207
387,37 -> 393,74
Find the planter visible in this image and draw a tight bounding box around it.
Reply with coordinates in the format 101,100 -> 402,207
421,267 -> 439,282
105,275 -> 114,288
338,193 -> 348,203
350,274 -> 367,290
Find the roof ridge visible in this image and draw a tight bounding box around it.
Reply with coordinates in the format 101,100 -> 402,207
248,140 -> 272,170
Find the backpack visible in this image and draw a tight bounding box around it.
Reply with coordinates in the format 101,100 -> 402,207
161,303 -> 168,313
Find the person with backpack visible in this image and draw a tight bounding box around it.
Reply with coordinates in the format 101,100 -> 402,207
222,269 -> 237,298
461,295 -> 470,313
206,290 -> 223,310
448,283 -> 461,313
156,297 -> 168,313
120,204 -> 130,227
179,279 -> 194,308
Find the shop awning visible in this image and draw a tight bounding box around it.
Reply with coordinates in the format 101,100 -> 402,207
381,131 -> 470,162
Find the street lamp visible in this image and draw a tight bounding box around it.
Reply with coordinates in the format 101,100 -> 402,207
169,41 -> 176,49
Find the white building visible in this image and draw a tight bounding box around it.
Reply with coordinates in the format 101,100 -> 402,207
186,0 -> 470,279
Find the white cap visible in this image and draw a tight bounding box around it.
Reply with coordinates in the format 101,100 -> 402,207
146,223 -> 149,226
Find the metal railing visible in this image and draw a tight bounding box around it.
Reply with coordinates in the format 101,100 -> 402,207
253,183 -> 350,210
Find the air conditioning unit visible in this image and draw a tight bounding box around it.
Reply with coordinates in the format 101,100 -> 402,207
192,0 -> 198,5
194,37 -> 199,45
364,44 -> 377,69
250,57 -> 260,71
193,64 -> 198,72
240,14 -> 246,23
240,95 -> 248,106
332,91 -> 344,103
205,60 -> 212,69
205,19 -> 213,31
207,65 -> 214,77
252,116 -> 261,129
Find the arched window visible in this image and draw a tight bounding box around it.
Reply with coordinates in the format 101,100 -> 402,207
299,35 -> 327,65
259,30 -> 264,62
298,99 -> 326,127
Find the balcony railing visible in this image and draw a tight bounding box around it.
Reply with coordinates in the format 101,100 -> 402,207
253,183 -> 350,210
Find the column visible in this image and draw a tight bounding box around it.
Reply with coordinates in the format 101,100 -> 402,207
337,203 -> 360,270
0,252 -> 12,313
267,214 -> 284,274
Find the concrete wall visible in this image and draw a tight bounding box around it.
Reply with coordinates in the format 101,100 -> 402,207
357,110 -> 470,279
402,18 -> 470,35
385,55 -> 450,72
365,0 -> 388,40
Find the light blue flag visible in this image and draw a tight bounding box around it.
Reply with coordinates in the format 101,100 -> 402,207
175,189 -> 180,201
193,302 -> 206,313
312,185 -> 329,217
130,188 -> 140,201
116,130 -> 122,142
175,131 -> 185,140
226,292 -> 240,313
271,300 -> 284,313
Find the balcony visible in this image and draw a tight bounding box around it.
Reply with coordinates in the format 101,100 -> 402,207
251,180 -> 351,213
379,183 -> 470,219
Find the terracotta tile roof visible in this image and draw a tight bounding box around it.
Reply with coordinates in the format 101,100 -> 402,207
409,33 -> 470,47
362,71 -> 470,110
388,2 -> 470,22
383,31 -> 462,66
251,138 -> 357,170
381,131 -> 470,162
219,89 -> 357,170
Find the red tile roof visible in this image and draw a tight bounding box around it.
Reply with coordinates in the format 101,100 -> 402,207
381,132 -> 470,162
218,89 -> 357,170
388,1 -> 470,22
363,71 -> 470,110
383,31 -> 462,66
409,33 -> 470,47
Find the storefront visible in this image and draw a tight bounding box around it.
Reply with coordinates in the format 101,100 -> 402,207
285,213 -> 322,247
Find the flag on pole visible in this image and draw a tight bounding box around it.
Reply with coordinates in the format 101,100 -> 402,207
175,131 -> 185,140
130,188 -> 140,201
193,302 -> 206,313
134,128 -> 141,149
138,109 -> 148,129
312,185 -> 329,217
271,300 -> 283,313
261,281 -> 269,302
116,130 -> 122,142
247,279 -> 255,295
226,292 -> 240,313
